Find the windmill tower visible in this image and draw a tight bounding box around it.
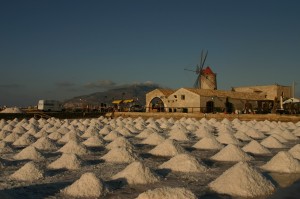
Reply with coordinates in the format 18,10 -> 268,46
184,50 -> 217,90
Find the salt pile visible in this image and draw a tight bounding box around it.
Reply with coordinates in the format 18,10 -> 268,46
58,131 -> 81,144
271,134 -> 288,143
244,128 -> 266,139
3,132 -> 20,143
112,161 -> 159,184
101,147 -> 138,163
274,130 -> 299,141
168,128 -> 189,141
1,107 -> 24,113
141,132 -> 165,145
48,153 -> 82,170
289,144 -> 300,160
261,151 -> 300,173
34,130 -> 48,139
14,146 -> 45,161
159,154 -> 207,172
47,131 -> 62,141
0,130 -> 10,140
32,137 -> 57,151
136,187 -> 197,199
260,136 -> 286,149
193,126 -> 214,138
106,137 -> 134,150
136,129 -> 154,139
99,126 -> 112,135
234,131 -> 252,141
58,140 -> 90,156
209,162 -> 275,197
10,161 -> 44,181
242,140 -> 271,155
0,141 -> 13,153
216,133 -> 242,146
61,172 -> 107,198
210,144 -> 254,162
82,135 -> 104,147
103,130 -> 122,141
12,134 -> 36,147
192,137 -> 223,150
148,139 -> 186,157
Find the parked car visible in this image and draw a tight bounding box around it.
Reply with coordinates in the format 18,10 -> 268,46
129,104 -> 145,112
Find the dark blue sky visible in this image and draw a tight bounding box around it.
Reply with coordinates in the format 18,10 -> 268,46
1,0 -> 299,107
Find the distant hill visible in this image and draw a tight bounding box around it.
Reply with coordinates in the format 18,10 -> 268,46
63,83 -> 161,109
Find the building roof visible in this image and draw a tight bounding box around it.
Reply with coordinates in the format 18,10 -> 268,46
184,88 -> 267,101
149,89 -> 175,97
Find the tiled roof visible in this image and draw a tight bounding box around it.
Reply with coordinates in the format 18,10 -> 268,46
184,88 -> 267,100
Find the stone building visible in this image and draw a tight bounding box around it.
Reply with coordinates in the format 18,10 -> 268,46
146,84 -> 292,114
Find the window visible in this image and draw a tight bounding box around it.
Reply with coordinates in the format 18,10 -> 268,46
174,95 -> 177,98
181,95 -> 185,100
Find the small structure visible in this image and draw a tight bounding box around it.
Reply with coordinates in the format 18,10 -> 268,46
112,99 -> 135,112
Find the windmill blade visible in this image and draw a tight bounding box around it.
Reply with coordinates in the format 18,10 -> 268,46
200,50 -> 208,71
193,74 -> 201,88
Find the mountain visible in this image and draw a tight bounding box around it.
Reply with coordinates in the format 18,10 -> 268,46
63,83 -> 161,109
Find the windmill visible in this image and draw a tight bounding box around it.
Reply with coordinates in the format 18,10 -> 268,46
184,50 -> 208,88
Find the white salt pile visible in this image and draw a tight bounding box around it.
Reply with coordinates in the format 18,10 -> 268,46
274,130 -> 299,141
193,126 -> 214,139
168,128 -> 189,141
48,153 -> 82,170
103,130 -> 122,141
210,144 -> 254,162
216,133 -> 243,146
260,136 -> 286,149
209,162 -> 275,197
58,140 -> 90,156
101,147 -> 138,163
141,132 -> 165,146
234,131 -> 252,142
244,128 -> 266,139
271,134 -> 288,143
289,144 -> 300,160
136,129 -> 154,139
1,107 -> 24,113
14,146 -> 45,161
82,135 -> 104,147
47,131 -> 63,141
58,131 -> 81,144
159,154 -> 207,172
149,139 -> 186,157
61,172 -> 107,198
193,137 -> 223,150
99,126 -> 112,135
242,140 -> 271,155
3,132 -> 20,143
112,161 -> 159,184
10,161 -> 44,181
32,137 -> 57,151
34,130 -> 48,139
261,151 -> 300,173
106,137 -> 134,150
0,141 -> 13,153
136,187 -> 197,199
12,134 -> 36,147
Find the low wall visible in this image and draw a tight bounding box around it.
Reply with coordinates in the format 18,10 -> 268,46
112,112 -> 300,122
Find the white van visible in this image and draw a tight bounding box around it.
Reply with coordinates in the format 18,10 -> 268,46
37,100 -> 62,112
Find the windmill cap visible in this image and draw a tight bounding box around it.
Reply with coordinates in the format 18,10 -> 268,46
202,66 -> 215,75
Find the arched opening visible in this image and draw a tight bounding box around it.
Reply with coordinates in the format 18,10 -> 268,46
149,97 -> 165,112
206,101 -> 214,113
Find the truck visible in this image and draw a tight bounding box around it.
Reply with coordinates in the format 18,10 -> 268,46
37,100 -> 62,112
